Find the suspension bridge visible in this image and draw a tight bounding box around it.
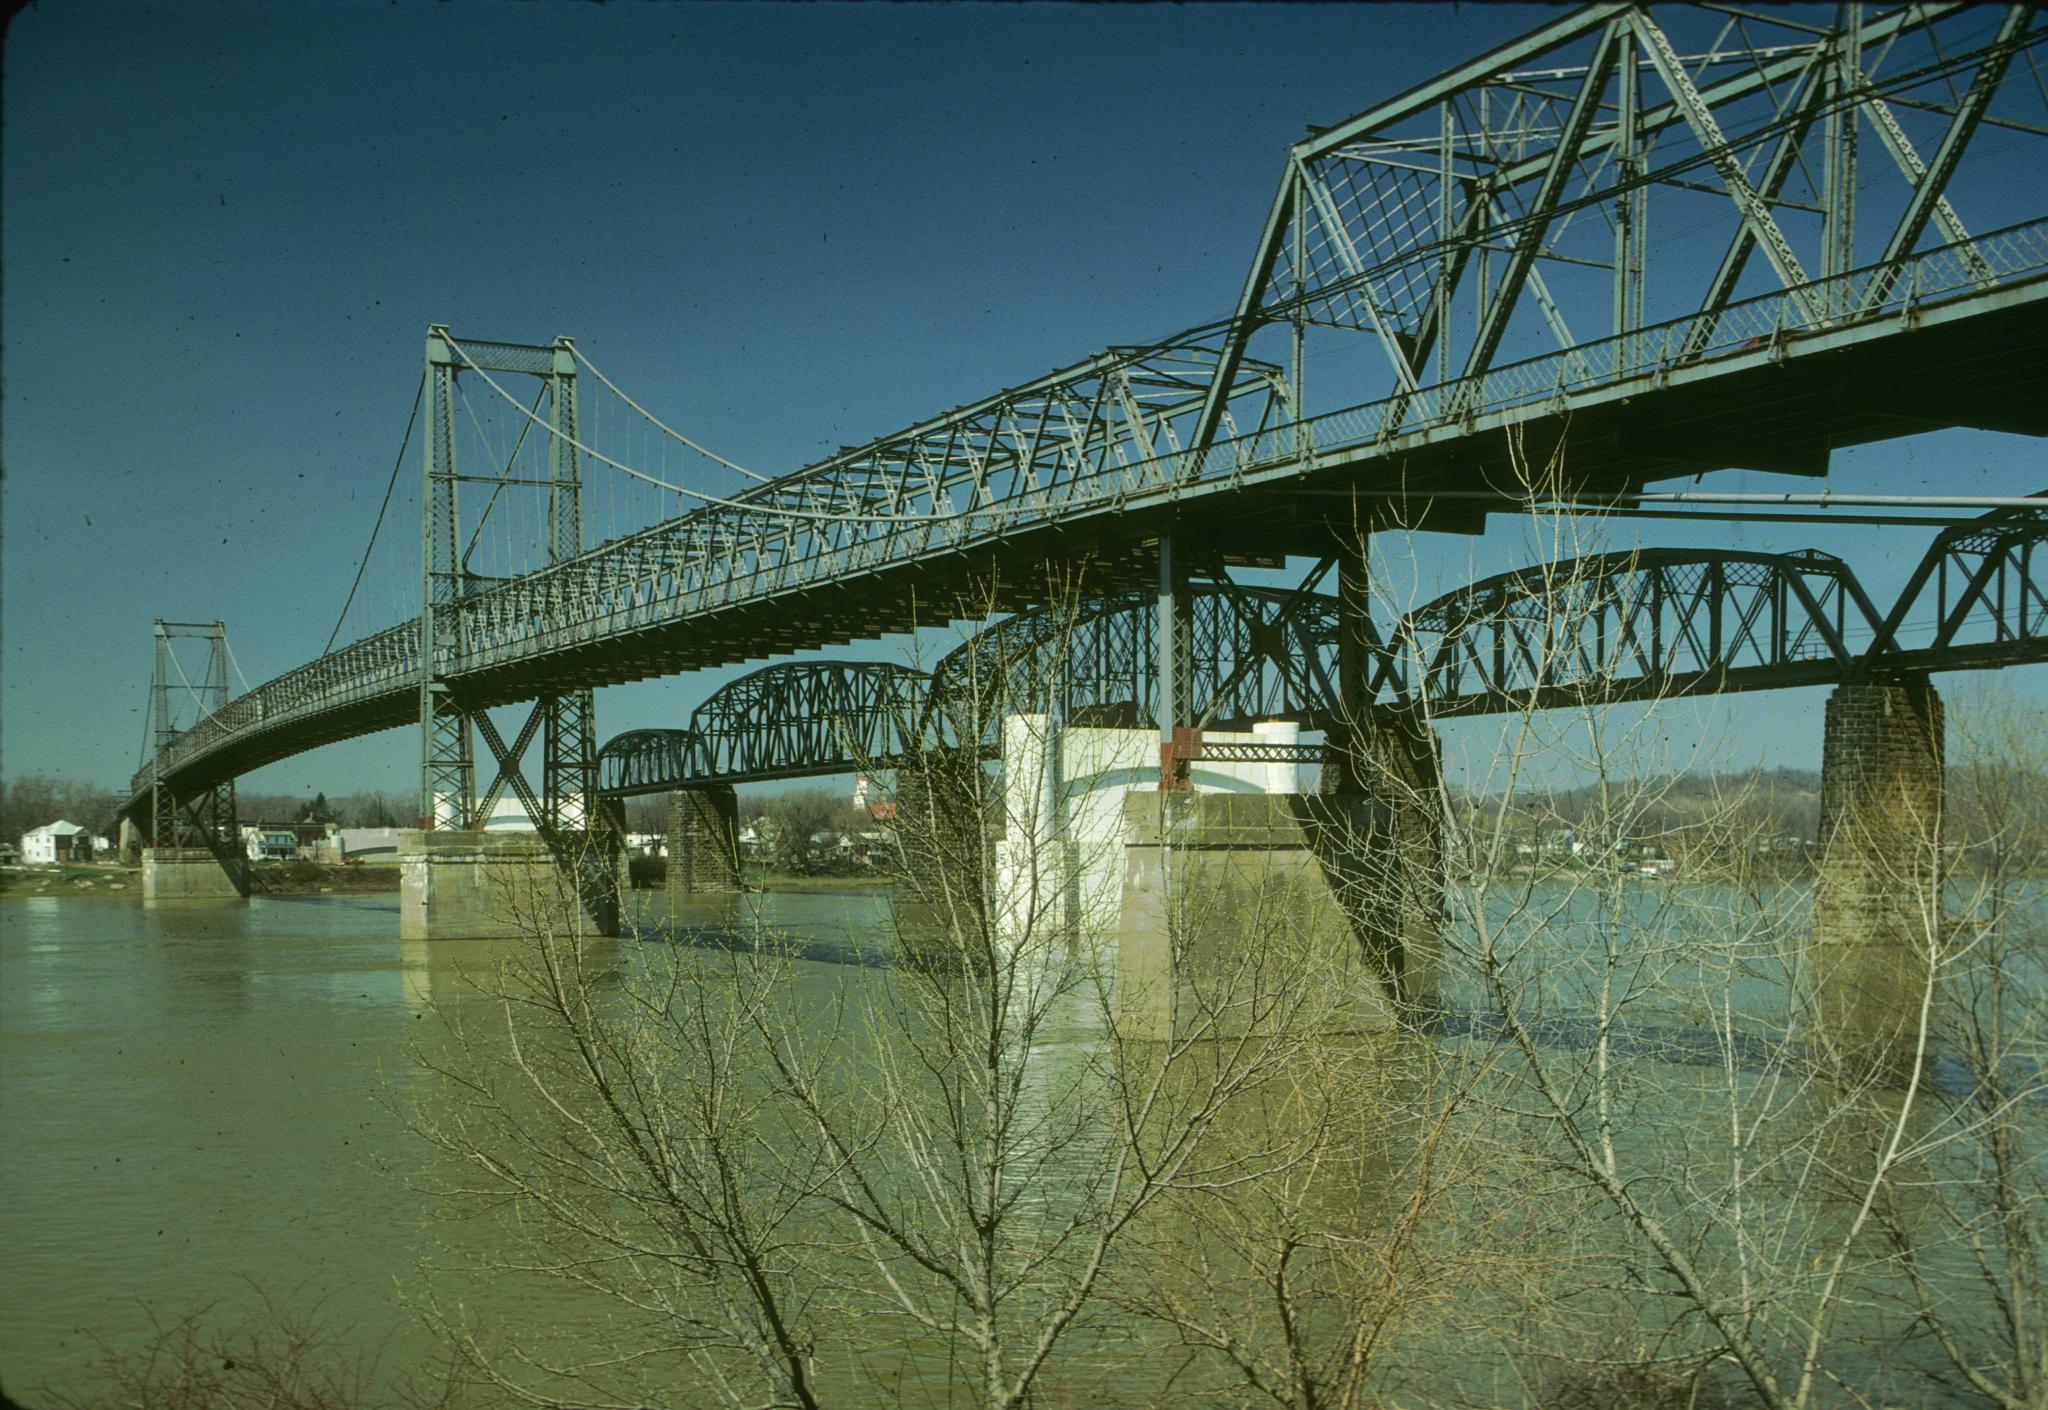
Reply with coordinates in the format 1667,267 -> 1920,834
124,3 -> 2048,943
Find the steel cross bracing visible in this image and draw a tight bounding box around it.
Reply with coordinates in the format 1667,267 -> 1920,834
128,3 -> 2048,817
595,505 -> 2047,795
145,621 -> 241,852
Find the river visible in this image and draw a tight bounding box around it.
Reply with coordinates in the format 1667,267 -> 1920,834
0,889 -> 887,1404
2,883 -> 2028,1407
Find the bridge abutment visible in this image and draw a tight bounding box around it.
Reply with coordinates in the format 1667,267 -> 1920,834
667,786 -> 741,893
399,829 -> 620,941
140,847 -> 250,903
1810,677 -> 1944,1078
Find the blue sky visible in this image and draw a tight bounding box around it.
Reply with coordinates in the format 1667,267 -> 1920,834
5,0 -> 2041,803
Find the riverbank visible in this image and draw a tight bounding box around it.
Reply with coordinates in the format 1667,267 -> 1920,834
741,868 -> 895,893
0,862 -> 402,898
0,864 -> 137,897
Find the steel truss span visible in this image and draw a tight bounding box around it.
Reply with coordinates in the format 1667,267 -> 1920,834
1393,502 -> 2048,715
599,506 -> 2046,795
130,4 -> 2048,823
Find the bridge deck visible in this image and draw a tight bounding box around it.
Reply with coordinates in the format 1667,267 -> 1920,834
128,252 -> 2048,813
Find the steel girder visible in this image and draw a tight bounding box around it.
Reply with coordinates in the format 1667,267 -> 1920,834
150,778 -> 238,854
1872,503 -> 2048,670
598,663 -> 931,796
598,729 -> 704,798
1384,505 -> 2048,713
1195,3 -> 2044,447
591,505 -> 2048,796
691,661 -> 930,786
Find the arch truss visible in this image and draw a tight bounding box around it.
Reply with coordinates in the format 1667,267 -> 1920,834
600,662 -> 930,795
927,579 -> 1341,737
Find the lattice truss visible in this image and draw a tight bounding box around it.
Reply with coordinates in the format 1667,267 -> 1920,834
599,661 -> 929,794
1200,2 -> 2047,439
443,334 -> 1294,673
926,581 -> 1342,737
1874,506 -> 2047,665
1393,548 -> 1883,714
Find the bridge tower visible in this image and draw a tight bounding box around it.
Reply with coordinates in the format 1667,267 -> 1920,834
404,329 -> 617,939
420,329 -> 598,833
139,620 -> 249,900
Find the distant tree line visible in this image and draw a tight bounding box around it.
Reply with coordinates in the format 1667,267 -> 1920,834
0,775 -> 417,845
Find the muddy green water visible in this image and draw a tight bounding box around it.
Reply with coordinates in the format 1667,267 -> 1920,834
1,886 -> 2016,1407
0,890 -> 893,1403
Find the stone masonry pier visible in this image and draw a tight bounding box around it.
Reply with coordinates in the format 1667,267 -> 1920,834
399,829 -> 620,942
667,785 -> 742,894
1810,676 -> 1945,1077
140,847 -> 250,903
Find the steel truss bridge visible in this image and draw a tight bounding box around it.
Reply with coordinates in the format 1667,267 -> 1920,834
595,503 -> 2047,795
128,3 -> 2048,842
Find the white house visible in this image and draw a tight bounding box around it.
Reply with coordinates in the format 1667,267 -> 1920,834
240,825 -> 300,862
21,821 -> 92,865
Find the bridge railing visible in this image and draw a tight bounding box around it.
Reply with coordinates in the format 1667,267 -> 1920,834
139,220 -> 2048,795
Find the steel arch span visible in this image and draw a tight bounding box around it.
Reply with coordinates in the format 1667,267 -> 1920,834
599,729 -> 703,798
1384,511 -> 2048,716
601,662 -> 932,795
1388,548 -> 1888,716
1872,506 -> 2048,670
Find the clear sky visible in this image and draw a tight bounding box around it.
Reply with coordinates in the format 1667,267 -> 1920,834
5,0 -> 2042,804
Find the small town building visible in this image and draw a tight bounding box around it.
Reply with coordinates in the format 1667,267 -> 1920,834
21,821 -> 92,865
241,825 -> 301,862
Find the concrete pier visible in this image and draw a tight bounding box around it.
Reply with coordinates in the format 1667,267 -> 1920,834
1810,677 -> 1945,1076
140,847 -> 250,903
398,829 -> 620,941
667,785 -> 741,894
1114,792 -> 1434,1041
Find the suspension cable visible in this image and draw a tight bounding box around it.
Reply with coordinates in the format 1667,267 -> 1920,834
221,635 -> 253,695
324,378 -> 423,654
568,343 -> 773,483
442,333 -> 978,524
459,381 -> 547,570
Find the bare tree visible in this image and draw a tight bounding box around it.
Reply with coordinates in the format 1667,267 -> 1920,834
397,576 -> 1353,1410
